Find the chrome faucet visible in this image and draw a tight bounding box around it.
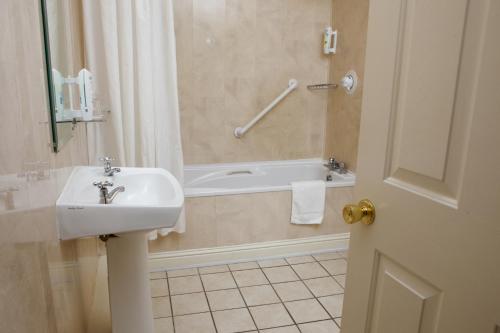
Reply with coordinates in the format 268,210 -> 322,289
324,157 -> 348,178
100,157 -> 121,177
93,180 -> 125,204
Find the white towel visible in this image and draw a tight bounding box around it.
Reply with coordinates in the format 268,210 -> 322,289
290,180 -> 326,224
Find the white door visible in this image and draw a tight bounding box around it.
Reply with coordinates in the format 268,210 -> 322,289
341,0 -> 500,332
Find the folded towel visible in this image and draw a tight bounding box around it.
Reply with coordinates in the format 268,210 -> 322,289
290,180 -> 326,224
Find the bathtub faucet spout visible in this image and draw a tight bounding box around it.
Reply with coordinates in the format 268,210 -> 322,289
324,157 -> 347,175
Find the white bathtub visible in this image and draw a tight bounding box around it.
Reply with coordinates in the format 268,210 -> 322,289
184,159 -> 355,197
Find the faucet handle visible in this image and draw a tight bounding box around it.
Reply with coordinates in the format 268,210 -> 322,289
93,180 -> 114,189
328,157 -> 336,165
337,162 -> 348,174
99,156 -> 114,165
99,156 -> 115,172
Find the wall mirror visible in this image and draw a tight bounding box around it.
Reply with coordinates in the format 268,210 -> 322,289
40,0 -> 103,152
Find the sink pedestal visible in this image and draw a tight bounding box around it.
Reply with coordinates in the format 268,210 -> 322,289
106,232 -> 153,333
56,166 -> 184,332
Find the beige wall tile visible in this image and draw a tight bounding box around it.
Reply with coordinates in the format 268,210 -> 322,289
149,197 -> 216,253
324,0 -> 370,170
150,187 -> 352,253
174,0 -> 332,164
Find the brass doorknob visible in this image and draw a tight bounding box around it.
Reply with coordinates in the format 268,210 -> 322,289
343,199 -> 376,225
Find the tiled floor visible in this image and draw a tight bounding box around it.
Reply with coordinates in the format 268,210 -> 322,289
150,250 -> 348,333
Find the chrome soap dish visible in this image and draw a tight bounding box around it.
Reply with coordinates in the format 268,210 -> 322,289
307,83 -> 338,90
307,70 -> 358,95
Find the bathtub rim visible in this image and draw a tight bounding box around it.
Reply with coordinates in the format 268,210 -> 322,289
184,158 -> 355,198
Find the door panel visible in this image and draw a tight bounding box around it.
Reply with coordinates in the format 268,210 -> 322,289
342,0 -> 500,332
391,0 -> 468,182
383,0 -> 481,208
368,254 -> 442,333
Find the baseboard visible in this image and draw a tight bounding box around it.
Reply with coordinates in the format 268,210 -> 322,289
148,233 -> 350,272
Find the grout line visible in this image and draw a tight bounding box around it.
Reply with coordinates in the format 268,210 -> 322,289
333,317 -> 342,330
228,268 -> 260,332
155,250 -> 347,333
314,256 -> 348,278
259,266 -> 303,333
165,273 -> 176,333
199,267 -> 220,333
300,274 -> 345,296
227,262 -> 260,272
167,272 -> 200,278
332,275 -> 346,290
288,263 -> 337,322
149,274 -> 167,280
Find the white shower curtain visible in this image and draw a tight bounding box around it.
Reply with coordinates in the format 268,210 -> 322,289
82,0 -> 185,239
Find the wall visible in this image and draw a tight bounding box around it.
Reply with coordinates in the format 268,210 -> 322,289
324,0 -> 370,170
174,0 -> 332,164
0,1 -> 108,332
148,0 -> 366,254
149,187 -> 352,253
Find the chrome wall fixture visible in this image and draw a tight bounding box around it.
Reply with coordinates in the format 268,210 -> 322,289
307,70 -> 358,95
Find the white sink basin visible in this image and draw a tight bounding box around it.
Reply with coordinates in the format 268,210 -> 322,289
56,166 -> 184,240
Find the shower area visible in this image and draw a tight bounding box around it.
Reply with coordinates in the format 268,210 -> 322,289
148,0 -> 369,255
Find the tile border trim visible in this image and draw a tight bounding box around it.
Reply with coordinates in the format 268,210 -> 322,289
149,233 -> 350,272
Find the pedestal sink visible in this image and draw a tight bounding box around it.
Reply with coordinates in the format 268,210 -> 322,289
56,166 -> 184,333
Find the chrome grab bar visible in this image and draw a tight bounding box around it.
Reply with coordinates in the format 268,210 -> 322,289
234,79 -> 298,138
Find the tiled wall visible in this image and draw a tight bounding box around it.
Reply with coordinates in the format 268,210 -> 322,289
174,0 -> 333,164
148,0 -> 364,254
149,187 -> 352,253
0,1 -> 108,332
324,0 -> 370,170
